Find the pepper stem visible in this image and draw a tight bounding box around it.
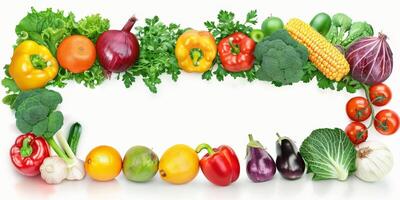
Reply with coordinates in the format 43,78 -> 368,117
228,38 -> 240,55
20,137 -> 33,158
190,48 -> 203,66
30,55 -> 47,70
195,143 -> 215,155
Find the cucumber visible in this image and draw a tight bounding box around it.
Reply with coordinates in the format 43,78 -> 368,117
67,122 -> 82,155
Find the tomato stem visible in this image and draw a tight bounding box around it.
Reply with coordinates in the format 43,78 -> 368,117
361,83 -> 375,129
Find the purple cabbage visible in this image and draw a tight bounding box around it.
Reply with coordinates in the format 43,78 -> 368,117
346,33 -> 393,85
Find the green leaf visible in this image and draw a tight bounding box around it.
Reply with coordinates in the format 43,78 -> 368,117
2,94 -> 18,106
122,16 -> 183,93
76,14 -> 110,43
15,7 -> 76,55
213,64 -> 228,81
245,10 -> 257,24
300,128 -> 357,181
201,70 -> 212,80
2,78 -> 20,93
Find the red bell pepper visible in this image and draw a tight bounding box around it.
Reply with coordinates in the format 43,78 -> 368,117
196,143 -> 240,186
10,133 -> 50,176
217,32 -> 256,72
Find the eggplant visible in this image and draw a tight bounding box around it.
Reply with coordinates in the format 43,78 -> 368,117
246,134 -> 276,182
275,133 -> 305,180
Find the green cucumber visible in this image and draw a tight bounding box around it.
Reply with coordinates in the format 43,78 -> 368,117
67,122 -> 82,155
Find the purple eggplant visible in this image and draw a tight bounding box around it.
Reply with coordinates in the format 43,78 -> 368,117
246,134 -> 276,182
276,133 -> 305,180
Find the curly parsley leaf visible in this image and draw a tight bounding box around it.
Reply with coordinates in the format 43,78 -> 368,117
301,61 -> 362,93
49,60 -> 105,88
121,16 -> 184,93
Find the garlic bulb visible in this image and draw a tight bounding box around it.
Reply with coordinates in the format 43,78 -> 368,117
40,157 -> 68,184
66,159 -> 85,180
355,141 -> 393,182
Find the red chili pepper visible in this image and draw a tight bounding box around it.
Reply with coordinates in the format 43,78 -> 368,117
218,32 -> 256,72
10,133 -> 50,176
196,143 -> 240,186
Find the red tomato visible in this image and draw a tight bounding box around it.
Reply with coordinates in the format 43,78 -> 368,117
346,97 -> 372,122
374,109 -> 399,135
369,83 -> 392,106
345,122 -> 368,145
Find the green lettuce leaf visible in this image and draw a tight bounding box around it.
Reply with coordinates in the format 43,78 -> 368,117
15,7 -> 76,55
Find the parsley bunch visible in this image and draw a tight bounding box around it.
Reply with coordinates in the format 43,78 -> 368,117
121,16 -> 184,93
202,10 -> 258,81
302,62 -> 362,93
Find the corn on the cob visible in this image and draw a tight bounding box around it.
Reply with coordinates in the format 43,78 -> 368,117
285,18 -> 350,81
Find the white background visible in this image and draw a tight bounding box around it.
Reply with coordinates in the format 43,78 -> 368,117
0,0 -> 399,199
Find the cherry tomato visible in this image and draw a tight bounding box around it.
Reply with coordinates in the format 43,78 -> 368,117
369,83 -> 392,106
346,97 -> 372,122
374,109 -> 399,135
57,35 -> 96,73
345,122 -> 368,145
85,145 -> 122,181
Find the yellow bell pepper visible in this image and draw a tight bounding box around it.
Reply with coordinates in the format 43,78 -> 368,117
9,40 -> 59,90
175,30 -> 217,73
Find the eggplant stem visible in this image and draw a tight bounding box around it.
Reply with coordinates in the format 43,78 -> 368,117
248,134 -> 254,142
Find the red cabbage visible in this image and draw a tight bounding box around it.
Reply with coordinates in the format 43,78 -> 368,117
346,33 -> 393,85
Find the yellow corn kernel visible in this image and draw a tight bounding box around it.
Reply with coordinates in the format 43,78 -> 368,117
285,18 -> 350,81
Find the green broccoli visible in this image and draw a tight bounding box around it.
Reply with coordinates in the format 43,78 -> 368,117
13,88 -> 63,138
342,22 -> 374,47
326,13 -> 373,48
332,13 -> 352,41
254,30 -> 308,86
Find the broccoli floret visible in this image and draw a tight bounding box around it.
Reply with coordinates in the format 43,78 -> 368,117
332,13 -> 352,32
265,30 -> 308,61
254,30 -> 308,86
39,90 -> 62,111
12,88 -> 63,138
342,22 -> 374,47
16,118 -> 33,133
47,111 -> 64,137
32,119 -> 49,137
325,13 -> 373,48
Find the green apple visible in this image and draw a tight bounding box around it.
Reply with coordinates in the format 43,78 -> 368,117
123,146 -> 159,182
261,16 -> 284,36
250,29 -> 265,43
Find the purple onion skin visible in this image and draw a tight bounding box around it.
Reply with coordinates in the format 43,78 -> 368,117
96,16 -> 140,76
276,137 -> 305,180
346,34 -> 393,85
246,146 -> 276,182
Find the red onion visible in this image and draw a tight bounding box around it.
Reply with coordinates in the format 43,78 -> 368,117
346,33 -> 393,85
96,16 -> 140,77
